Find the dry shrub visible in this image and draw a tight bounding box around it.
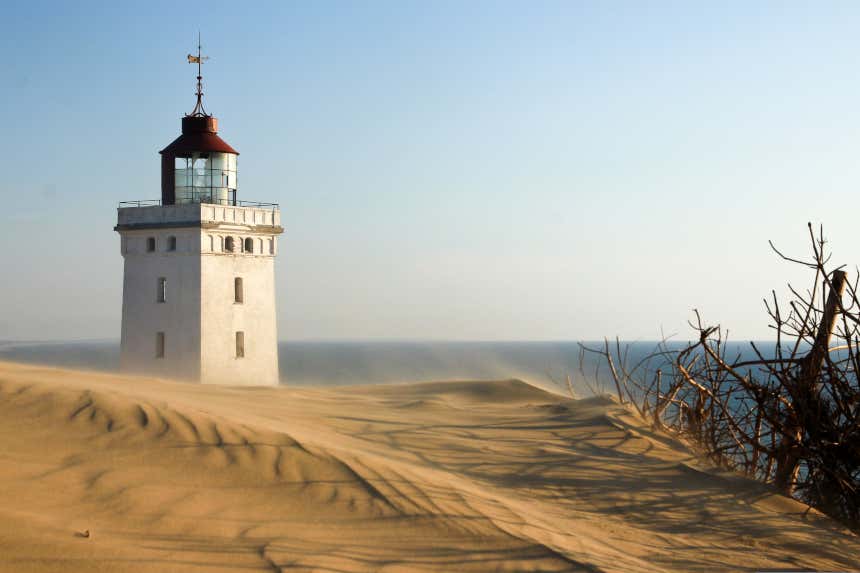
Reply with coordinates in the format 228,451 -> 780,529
580,224 -> 860,531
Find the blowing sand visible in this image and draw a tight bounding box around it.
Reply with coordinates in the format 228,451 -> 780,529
0,360 -> 857,572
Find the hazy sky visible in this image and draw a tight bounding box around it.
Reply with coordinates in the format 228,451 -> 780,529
2,1 -> 860,341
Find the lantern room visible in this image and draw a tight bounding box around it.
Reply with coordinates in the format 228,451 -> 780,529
159,115 -> 239,206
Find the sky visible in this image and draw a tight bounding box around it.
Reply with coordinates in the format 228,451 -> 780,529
2,0 -> 860,342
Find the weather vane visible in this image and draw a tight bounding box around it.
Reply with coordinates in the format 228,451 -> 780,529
186,32 -> 210,117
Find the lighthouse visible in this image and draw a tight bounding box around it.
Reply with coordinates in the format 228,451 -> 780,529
115,42 -> 283,386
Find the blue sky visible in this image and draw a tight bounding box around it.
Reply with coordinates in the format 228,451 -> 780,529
2,1 -> 859,341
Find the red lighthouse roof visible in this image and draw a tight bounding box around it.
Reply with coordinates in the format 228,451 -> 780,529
159,115 -> 239,157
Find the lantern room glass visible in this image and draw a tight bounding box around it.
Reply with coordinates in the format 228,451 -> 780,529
174,152 -> 237,205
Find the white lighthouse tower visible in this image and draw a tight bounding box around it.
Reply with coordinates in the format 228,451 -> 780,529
115,43 -> 283,386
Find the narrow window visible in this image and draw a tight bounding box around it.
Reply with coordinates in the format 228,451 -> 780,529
146,237 -> 156,252
235,331 -> 245,358
268,239 -> 274,254
156,332 -> 165,358
208,235 -> 214,252
244,237 -> 254,253
225,236 -> 235,252
156,277 -> 167,303
234,277 -> 244,303
167,236 -> 177,251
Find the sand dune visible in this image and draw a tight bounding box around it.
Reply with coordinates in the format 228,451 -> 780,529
0,361 -> 857,572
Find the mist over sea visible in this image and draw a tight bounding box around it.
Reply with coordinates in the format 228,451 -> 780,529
0,340 -> 763,395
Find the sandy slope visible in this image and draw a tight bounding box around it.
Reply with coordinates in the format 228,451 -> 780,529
0,361 -> 857,572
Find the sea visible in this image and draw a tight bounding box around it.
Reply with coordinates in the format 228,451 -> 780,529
0,339 -> 766,396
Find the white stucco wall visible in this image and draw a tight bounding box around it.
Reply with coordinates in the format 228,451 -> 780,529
199,252 -> 279,386
117,203 -> 282,386
119,229 -> 202,381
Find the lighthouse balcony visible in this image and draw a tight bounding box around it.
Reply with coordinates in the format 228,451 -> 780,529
119,198 -> 278,209
117,200 -> 281,229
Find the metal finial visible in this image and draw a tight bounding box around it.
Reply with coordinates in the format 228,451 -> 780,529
187,32 -> 210,117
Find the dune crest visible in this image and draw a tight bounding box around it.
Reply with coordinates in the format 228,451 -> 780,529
0,361 -> 858,572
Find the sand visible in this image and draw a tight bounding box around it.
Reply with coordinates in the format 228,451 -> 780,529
0,360 -> 857,572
